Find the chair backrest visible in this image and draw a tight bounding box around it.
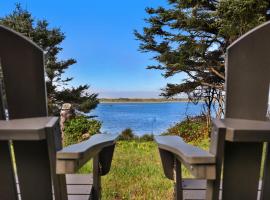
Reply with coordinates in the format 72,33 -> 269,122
0,26 -> 64,200
0,25 -> 47,119
225,21 -> 270,120
221,21 -> 270,200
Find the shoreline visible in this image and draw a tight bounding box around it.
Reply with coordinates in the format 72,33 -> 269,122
99,98 -> 191,104
99,100 -> 190,104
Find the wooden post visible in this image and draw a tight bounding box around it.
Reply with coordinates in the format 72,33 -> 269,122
60,103 -> 75,141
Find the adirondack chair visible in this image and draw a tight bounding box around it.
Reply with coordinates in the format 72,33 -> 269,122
0,25 -> 117,200
155,21 -> 270,200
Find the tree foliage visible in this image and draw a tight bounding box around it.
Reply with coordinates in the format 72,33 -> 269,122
135,0 -> 270,117
63,115 -> 101,146
163,115 -> 208,144
0,4 -> 99,115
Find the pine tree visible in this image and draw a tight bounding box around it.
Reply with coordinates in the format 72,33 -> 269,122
0,4 -> 99,115
135,0 -> 270,118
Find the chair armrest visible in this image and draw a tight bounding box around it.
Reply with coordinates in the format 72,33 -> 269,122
155,136 -> 215,164
212,118 -> 226,130
0,117 -> 58,140
56,134 -> 118,174
214,118 -> 270,142
155,136 -> 216,179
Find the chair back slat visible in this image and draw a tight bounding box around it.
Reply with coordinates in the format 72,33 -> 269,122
0,80 -> 5,120
225,21 -> 270,120
0,25 -> 47,119
0,141 -> 18,200
14,141 -> 53,200
0,62 -> 18,200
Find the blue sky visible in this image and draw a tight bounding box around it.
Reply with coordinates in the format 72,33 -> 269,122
0,1 -> 185,98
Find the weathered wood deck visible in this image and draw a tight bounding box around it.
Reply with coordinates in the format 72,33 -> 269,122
64,174 -> 93,200
17,174 -> 93,200
181,179 -> 261,200
16,175 -> 262,199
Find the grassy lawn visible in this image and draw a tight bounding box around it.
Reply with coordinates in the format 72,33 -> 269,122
102,141 -> 174,199
79,140 -> 209,199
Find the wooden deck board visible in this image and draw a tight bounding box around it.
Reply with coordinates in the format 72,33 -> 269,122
66,174 -> 93,185
64,176 -> 261,199
67,185 -> 91,195
16,175 -> 263,199
68,195 -> 90,200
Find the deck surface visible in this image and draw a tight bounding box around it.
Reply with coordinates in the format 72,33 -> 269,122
66,174 -> 93,200
64,175 -> 211,200
17,174 -> 93,200
17,175 -> 262,199
64,176 -> 208,200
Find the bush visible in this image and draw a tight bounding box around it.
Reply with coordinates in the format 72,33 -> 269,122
162,115 -> 209,144
139,134 -> 154,142
118,129 -> 155,142
118,128 -> 136,140
63,115 -> 101,146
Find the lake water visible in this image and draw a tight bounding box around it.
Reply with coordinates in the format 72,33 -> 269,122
91,102 -> 203,136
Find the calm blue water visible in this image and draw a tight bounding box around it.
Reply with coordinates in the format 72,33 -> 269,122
91,102 -> 203,135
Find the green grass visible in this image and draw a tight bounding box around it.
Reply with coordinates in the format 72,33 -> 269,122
79,140 -> 210,199
102,141 -> 174,199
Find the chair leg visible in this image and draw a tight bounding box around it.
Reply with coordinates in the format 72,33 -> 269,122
175,158 -> 183,200
91,155 -> 101,200
206,125 -> 226,200
206,180 -> 217,200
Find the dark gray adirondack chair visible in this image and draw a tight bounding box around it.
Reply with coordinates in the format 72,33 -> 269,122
0,25 -> 117,200
155,21 -> 270,200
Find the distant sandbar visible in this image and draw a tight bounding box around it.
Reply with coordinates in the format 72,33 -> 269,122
99,98 -> 190,103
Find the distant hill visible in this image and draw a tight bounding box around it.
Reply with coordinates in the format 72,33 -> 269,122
99,98 -> 189,103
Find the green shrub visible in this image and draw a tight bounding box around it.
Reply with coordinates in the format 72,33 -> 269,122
118,128 -> 136,140
139,134 -> 154,141
162,115 -> 209,144
118,130 -> 154,142
63,115 -> 101,146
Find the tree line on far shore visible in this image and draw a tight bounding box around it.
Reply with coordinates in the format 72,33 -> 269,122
99,98 -> 190,103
